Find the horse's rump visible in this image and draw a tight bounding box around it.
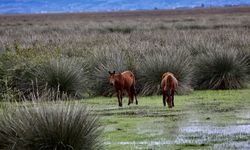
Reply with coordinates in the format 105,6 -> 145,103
161,72 -> 178,108
162,72 -> 177,94
121,71 -> 135,89
166,75 -> 173,96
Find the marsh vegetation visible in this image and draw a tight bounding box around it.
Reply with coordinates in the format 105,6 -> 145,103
1,7 -> 250,99
0,6 -> 250,149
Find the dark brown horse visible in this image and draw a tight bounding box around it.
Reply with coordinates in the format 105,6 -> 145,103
161,72 -> 178,108
108,70 -> 138,107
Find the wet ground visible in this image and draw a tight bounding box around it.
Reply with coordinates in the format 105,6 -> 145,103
81,89 -> 250,149
176,109 -> 250,149
102,109 -> 250,149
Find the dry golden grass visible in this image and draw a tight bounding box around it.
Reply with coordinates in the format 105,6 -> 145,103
1,6 -> 250,52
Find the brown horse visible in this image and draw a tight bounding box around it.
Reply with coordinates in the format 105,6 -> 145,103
161,72 -> 178,108
108,70 -> 138,107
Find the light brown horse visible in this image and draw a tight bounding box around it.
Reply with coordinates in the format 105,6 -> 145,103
161,72 -> 178,108
108,70 -> 138,107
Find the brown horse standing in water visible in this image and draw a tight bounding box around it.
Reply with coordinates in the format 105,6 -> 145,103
161,72 -> 178,108
108,70 -> 138,107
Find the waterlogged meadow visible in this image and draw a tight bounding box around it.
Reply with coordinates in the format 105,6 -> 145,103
0,7 -> 250,149
83,88 -> 250,149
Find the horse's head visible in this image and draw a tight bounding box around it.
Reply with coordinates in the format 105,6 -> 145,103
162,72 -> 176,79
108,71 -> 116,86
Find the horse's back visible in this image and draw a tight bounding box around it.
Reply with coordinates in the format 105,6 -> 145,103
121,71 -> 134,79
162,72 -> 178,91
121,71 -> 135,88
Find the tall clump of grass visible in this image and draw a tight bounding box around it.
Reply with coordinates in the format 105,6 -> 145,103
0,102 -> 102,150
0,61 -> 4,99
0,44 -> 61,100
89,48 -> 132,96
193,48 -> 249,89
137,47 -> 193,95
33,57 -> 88,99
241,48 -> 250,77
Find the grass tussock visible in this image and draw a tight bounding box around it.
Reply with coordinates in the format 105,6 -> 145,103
33,58 -> 88,98
137,47 -> 192,95
193,48 -> 249,89
0,102 -> 102,150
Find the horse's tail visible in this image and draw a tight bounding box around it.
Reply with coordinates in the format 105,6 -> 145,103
166,75 -> 173,96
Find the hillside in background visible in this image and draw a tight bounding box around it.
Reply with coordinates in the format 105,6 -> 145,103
1,0 -> 250,14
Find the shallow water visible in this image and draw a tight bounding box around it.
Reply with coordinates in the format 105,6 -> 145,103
104,140 -> 173,146
105,107 -> 250,149
175,125 -> 250,145
174,107 -> 250,148
214,141 -> 250,150
180,124 -> 250,135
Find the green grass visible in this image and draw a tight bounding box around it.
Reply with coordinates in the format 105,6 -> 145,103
80,88 -> 250,149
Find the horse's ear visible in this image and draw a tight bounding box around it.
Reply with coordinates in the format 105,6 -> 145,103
173,73 -> 177,78
162,73 -> 167,79
113,71 -> 115,74
108,71 -> 112,75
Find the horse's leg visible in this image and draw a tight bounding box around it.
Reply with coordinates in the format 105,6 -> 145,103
127,90 -> 132,105
135,96 -> 138,105
120,90 -> 123,107
117,90 -> 122,107
163,91 -> 166,106
134,88 -> 138,105
129,86 -> 134,104
132,85 -> 138,105
116,90 -> 120,107
172,90 -> 175,107
167,96 -> 172,108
